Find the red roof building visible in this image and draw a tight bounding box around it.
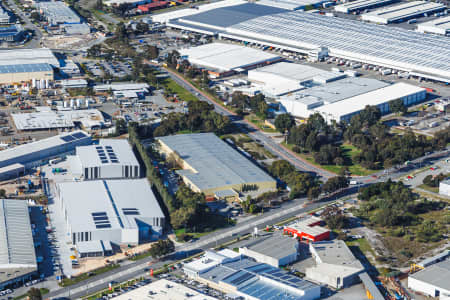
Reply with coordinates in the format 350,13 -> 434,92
283,216 -> 330,242
137,1 -> 168,12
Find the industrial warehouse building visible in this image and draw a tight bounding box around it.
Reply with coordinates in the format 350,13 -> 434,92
0,131 -> 91,169
257,0 -> 327,10
184,250 -> 321,300
314,82 -> 426,123
361,1 -> 446,24
248,62 -> 346,97
0,48 -> 59,67
417,16 -> 450,36
166,3 -> 450,83
115,279 -> 217,300
36,1 -> 81,25
0,199 -> 37,290
0,63 -> 53,85
157,133 -> 276,198
306,240 -> 365,289
283,216 -> 330,242
238,231 -> 300,267
179,43 -> 282,77
277,77 -> 390,119
71,139 -> 141,180
0,163 -> 25,181
334,0 -> 397,13
408,258 -> 450,299
0,24 -> 24,43
12,110 -> 105,131
57,178 -> 165,248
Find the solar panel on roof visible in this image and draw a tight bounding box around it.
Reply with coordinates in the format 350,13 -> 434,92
95,224 -> 111,229
92,212 -> 107,216
61,135 -> 75,142
72,132 -> 86,139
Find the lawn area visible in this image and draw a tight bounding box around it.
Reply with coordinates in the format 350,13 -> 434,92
282,142 -> 377,176
244,114 -> 278,133
418,184 -> 439,193
346,238 -> 376,258
60,264 -> 120,287
163,78 -> 198,102
174,228 -> 219,242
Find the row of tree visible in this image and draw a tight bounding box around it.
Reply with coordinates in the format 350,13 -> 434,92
153,100 -> 232,136
277,104 -> 449,170
267,160 -> 348,200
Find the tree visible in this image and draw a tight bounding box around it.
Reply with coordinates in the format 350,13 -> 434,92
87,44 -> 101,58
145,45 -> 159,60
27,288 -> 42,300
322,176 -> 349,194
0,189 -> 5,198
115,118 -> 127,135
274,113 -> 294,133
95,0 -> 103,10
321,206 -> 347,229
389,99 -> 407,114
115,22 -> 128,41
148,240 -> 175,258
30,11 -> 40,22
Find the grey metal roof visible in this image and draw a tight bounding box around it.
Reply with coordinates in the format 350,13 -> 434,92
58,179 -> 164,233
178,3 -> 287,28
410,259 -> 450,290
0,48 -> 59,67
310,240 -> 364,270
0,130 -> 91,168
238,232 -> 298,259
76,139 -> 139,167
158,133 -> 275,191
0,199 -> 37,279
228,11 -> 450,80
199,257 -> 318,299
0,63 -> 52,74
418,250 -> 450,268
359,272 -> 384,300
77,240 -> 112,254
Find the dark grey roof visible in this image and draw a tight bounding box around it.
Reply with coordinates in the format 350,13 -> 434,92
178,3 -> 287,28
0,63 -> 52,74
239,232 -> 298,259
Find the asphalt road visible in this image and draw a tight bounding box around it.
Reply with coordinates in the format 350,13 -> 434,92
163,66 -> 336,180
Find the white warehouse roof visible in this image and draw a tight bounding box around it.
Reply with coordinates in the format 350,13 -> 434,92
315,82 -> 425,121
361,1 -> 446,24
0,131 -> 91,168
58,179 -> 164,233
226,11 -> 450,82
76,139 -> 139,168
169,4 -> 450,82
179,43 -> 281,72
151,0 -> 246,23
334,0 -> 396,13
258,0 -> 325,10
12,110 -> 104,130
248,62 -> 346,96
0,48 -> 59,67
417,16 -> 450,35
0,199 -> 37,284
94,83 -> 149,92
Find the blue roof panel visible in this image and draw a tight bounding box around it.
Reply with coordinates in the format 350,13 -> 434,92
0,63 -> 53,74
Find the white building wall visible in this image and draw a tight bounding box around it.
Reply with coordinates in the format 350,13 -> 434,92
408,276 -> 450,298
239,248 -> 280,267
439,182 -> 450,196
121,228 -> 139,245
